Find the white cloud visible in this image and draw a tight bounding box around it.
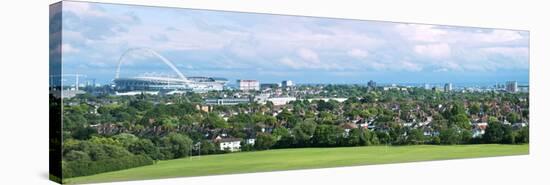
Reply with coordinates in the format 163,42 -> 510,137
61,43 -> 80,54
434,68 -> 448,72
400,61 -> 422,72
60,1 -> 529,76
414,43 -> 451,58
395,24 -> 447,42
347,49 -> 369,58
279,57 -> 300,69
297,48 -> 320,63
481,47 -> 528,56
476,30 -> 523,43
396,24 -> 524,45
438,61 -> 462,71
63,1 -> 105,17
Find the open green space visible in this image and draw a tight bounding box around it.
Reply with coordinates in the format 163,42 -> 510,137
67,144 -> 528,184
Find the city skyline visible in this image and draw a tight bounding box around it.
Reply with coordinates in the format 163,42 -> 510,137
58,1 -> 529,85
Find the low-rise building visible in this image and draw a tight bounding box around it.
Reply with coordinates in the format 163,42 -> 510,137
213,136 -> 242,152
267,97 -> 297,106
205,98 -> 250,105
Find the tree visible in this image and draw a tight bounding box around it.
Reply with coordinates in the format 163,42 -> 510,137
506,112 -> 521,123
276,109 -> 293,123
113,133 -> 139,148
198,140 -> 218,155
159,133 -> 193,159
459,129 -> 472,144
272,126 -> 291,140
255,133 -> 277,150
375,131 -> 391,145
345,128 -> 362,146
449,114 -> 470,130
129,100 -> 153,111
439,127 -> 460,145
406,129 -> 425,145
202,113 -> 228,129
502,125 -> 515,144
389,124 -> 407,145
64,150 -> 91,162
482,121 -> 513,144
89,136 -> 122,147
443,102 -> 466,119
317,100 -> 338,112
72,127 -> 97,140
318,111 -> 337,125
292,121 -> 317,147
360,129 -> 379,146
515,126 -> 529,143
469,103 -> 481,115
128,139 -> 161,160
431,136 -> 441,145
312,125 -> 343,147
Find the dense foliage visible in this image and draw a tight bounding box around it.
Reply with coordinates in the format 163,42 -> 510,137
61,87 -> 529,178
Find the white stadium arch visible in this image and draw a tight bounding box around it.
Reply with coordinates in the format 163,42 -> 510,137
112,48 -> 228,93
115,47 -> 189,82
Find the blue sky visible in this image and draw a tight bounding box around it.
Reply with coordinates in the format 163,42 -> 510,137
56,1 -> 529,85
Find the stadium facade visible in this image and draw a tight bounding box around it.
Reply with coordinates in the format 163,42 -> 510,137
113,48 -> 228,94
114,76 -> 228,92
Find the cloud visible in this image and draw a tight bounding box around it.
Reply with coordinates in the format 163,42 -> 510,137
62,2 -> 105,17
395,24 -> 447,42
279,57 -> 300,69
59,1 -> 529,83
347,49 -> 369,58
438,61 -> 462,71
62,1 -> 141,41
297,48 -> 320,63
61,43 -> 80,54
414,43 -> 451,58
481,47 -> 528,56
400,61 -> 423,72
476,30 -> 523,43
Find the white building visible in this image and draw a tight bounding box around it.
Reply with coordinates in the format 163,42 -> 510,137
472,122 -> 488,138
282,80 -> 294,88
506,81 -> 518,93
444,83 -> 453,92
214,136 -> 242,152
237,79 -> 260,91
307,97 -> 348,103
267,97 -> 297,106
245,138 -> 256,145
205,98 -> 250,105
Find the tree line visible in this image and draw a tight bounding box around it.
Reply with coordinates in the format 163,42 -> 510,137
61,88 -> 529,178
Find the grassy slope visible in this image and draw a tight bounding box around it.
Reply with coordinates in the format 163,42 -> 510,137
67,144 -> 528,184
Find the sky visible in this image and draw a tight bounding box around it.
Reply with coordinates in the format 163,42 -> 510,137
55,1 -> 529,85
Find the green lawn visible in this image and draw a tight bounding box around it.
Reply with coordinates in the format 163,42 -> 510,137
66,144 -> 528,184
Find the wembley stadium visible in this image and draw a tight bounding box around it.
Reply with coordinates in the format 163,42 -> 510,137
113,48 -> 228,95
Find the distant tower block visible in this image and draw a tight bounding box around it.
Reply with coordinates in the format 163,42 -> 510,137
282,80 -> 294,88
237,80 -> 260,91
444,83 -> 453,92
506,81 -> 518,93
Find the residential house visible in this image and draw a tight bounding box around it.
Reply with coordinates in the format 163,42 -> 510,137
213,136 -> 242,152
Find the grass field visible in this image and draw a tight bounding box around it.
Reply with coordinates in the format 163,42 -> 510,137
66,144 -> 528,184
